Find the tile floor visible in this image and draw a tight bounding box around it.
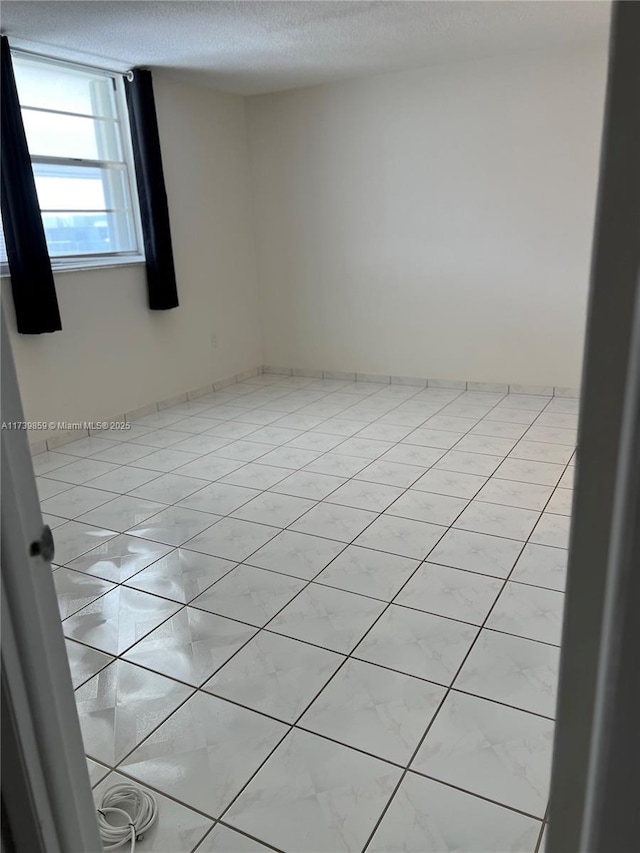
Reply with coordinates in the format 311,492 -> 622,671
39,374 -> 578,852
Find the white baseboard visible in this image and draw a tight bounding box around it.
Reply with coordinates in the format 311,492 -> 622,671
29,361 -> 579,456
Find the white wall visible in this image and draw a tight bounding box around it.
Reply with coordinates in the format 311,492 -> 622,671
246,48 -> 608,387
3,73 -> 262,433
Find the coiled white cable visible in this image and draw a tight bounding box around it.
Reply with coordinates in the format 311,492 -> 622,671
96,783 -> 158,851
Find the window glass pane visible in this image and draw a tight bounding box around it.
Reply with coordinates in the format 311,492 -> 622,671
42,211 -> 136,257
33,163 -> 131,213
22,110 -> 122,161
14,58 -> 117,118
0,215 -> 7,264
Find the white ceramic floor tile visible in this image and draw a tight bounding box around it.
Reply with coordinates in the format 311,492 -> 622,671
354,515 -> 446,560
220,463 -> 294,490
224,728 -> 401,853
186,518 -> 280,562
301,658 -> 445,764
255,446 -> 322,470
395,562 -> 503,625
403,427 -> 464,450
191,564 -> 305,626
471,420 -> 529,440
134,411 -> 188,428
319,418 -> 372,436
93,771 -> 213,852
475,478 -> 553,511
178,482 -> 261,515
558,467 -> 575,489
453,501 -> 540,541
75,659 -> 192,765
54,568 -> 116,619
131,447 -> 198,473
63,586 -> 181,655
484,408 -> 538,425
511,544 -> 568,592
51,521 -> 118,564
130,428 -> 191,449
212,440 -> 274,463
46,458 -> 120,485
269,583 -> 386,653
546,487 -> 573,516
44,514 -> 68,531
36,477 -> 74,501
435,450 -> 502,476
411,468 -> 487,499
232,492 -> 316,528
325,479 -> 404,512
454,435 -> 518,456
123,607 -> 256,686
269,470 -> 346,500
368,772 -> 540,853
386,489 -> 469,526
355,604 -> 478,684
356,423 -> 414,442
493,459 -> 565,487
42,485 -> 114,519
196,825 -> 272,852
246,426 -> 303,446
523,426 -> 577,445
315,545 -> 419,601
488,583 -> 565,646
125,548 -> 236,603
428,528 -> 523,578
128,505 -> 221,546
509,440 -> 574,465
173,454 -> 245,481
171,434 -> 232,455
290,502 -> 377,543
82,466 -> 161,494
32,450 -> 77,476
77,495 -> 166,533
204,631 -> 343,722
380,444 -> 444,467
207,422 -> 263,440
86,758 -> 110,787
90,442 -> 156,465
530,513 -> 571,549
245,530 -> 345,580
455,630 -> 560,717
128,473 -> 207,504
64,639 -> 113,688
303,452 -> 370,478
354,459 -> 427,488
497,395 -> 549,412
65,534 -> 172,582
120,691 -> 287,817
412,691 -> 554,816
426,415 -> 479,432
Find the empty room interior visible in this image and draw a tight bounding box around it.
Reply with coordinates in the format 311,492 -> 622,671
0,1 -> 614,851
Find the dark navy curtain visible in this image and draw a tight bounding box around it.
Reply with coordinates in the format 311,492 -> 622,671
125,69 -> 179,310
1,36 -> 61,334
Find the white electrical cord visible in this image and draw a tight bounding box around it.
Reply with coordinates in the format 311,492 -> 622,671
96,783 -> 158,852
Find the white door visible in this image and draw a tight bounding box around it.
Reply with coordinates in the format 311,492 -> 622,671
1,308 -> 102,852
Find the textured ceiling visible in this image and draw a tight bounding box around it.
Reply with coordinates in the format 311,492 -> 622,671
2,1 -> 610,95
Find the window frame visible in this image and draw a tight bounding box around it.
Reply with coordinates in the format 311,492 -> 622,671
1,51 -> 145,274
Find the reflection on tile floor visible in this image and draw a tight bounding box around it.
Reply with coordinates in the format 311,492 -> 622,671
42,375 -> 576,851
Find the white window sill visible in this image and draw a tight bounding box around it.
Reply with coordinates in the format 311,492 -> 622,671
1,255 -> 146,278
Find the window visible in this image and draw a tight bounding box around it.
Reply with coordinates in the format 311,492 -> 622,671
1,53 -> 144,270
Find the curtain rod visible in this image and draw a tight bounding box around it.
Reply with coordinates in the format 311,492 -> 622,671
6,42 -> 135,81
